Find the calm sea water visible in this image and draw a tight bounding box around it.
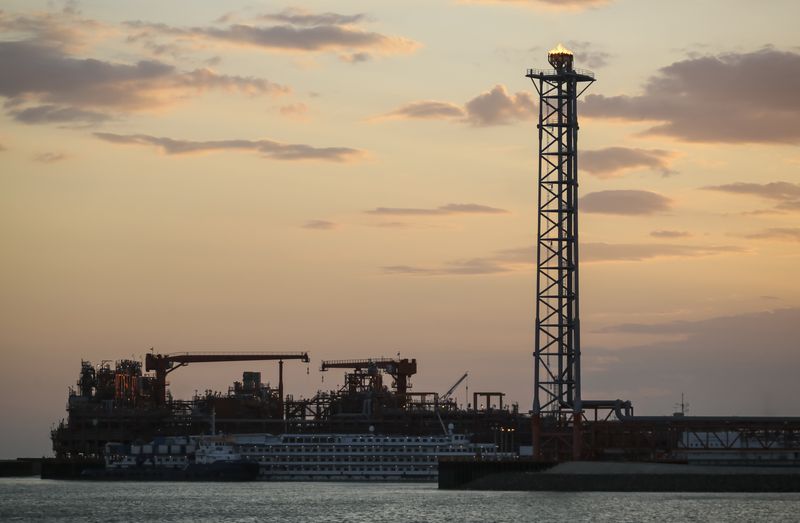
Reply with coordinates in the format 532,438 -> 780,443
2,478 -> 800,522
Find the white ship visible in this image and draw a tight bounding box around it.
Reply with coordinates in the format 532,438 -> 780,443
99,431 -> 510,481
232,432 -> 510,481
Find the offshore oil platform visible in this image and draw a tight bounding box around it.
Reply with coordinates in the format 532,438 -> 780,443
52,354 -> 523,461
44,45 -> 800,485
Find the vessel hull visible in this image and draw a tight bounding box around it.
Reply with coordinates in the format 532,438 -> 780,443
82,461 -> 259,481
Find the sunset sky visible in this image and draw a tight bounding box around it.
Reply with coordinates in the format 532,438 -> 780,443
2,0 -> 800,458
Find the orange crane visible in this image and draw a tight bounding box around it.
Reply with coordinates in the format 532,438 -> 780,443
145,351 -> 310,413
320,357 -> 417,397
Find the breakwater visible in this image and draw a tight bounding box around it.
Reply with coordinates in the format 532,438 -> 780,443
439,460 -> 800,492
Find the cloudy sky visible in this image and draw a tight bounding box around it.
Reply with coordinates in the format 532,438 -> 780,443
1,0 -> 800,457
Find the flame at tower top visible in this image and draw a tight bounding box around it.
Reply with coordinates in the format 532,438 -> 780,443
548,42 -> 574,71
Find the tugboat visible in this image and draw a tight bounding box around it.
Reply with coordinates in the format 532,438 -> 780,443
82,436 -> 259,481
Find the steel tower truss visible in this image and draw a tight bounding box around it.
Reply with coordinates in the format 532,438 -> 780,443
526,65 -> 594,424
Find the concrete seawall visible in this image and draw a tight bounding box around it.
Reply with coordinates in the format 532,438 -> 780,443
439,460 -> 800,492
0,459 -> 41,477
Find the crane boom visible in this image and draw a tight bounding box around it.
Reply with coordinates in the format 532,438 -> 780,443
156,352 -> 309,365
145,351 -> 310,405
319,357 -> 417,399
441,372 -> 468,401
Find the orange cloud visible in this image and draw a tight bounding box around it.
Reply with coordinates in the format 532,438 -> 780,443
382,241 -> 745,276
366,203 -> 509,216
650,230 -> 691,239
339,52 -> 372,64
279,103 -> 309,120
0,8 -> 112,52
380,101 -> 465,121
581,242 -> 744,262
582,147 -> 677,178
703,181 -> 800,214
32,152 -> 70,163
703,182 -> 800,201
0,41 -> 288,124
458,0 -> 611,11
9,105 -> 111,125
124,13 -> 419,57
744,228 -> 800,242
302,220 -> 338,230
379,85 -> 534,126
260,9 -> 367,27
581,190 -> 673,215
582,48 -> 800,144
464,85 -> 534,126
563,40 -> 611,68
94,132 -> 365,162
